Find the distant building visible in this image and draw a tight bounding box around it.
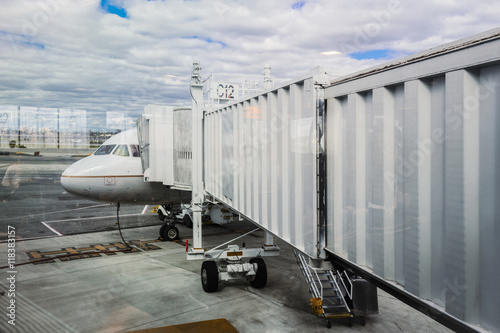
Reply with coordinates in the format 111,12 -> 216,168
0,106 -> 135,149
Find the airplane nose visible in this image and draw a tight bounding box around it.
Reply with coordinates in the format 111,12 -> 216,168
60,161 -> 90,197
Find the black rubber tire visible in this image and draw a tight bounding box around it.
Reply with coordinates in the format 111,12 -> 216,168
201,261 -> 219,292
183,214 -> 193,228
249,258 -> 267,288
159,225 -> 179,241
360,317 -> 366,326
327,319 -> 332,329
347,318 -> 352,327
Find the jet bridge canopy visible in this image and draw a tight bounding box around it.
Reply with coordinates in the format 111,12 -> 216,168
202,69 -> 331,259
137,104 -> 192,190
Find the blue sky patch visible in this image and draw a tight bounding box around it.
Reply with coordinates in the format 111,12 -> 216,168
348,49 -> 392,60
292,1 -> 306,10
23,41 -> 45,49
100,0 -> 128,18
184,36 -> 226,47
1,31 -> 45,49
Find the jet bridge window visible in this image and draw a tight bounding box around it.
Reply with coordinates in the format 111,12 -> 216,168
94,144 -> 116,155
113,144 -> 130,157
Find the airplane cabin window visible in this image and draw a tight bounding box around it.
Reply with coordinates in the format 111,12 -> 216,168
113,144 -> 130,157
130,144 -> 140,157
94,144 -> 116,155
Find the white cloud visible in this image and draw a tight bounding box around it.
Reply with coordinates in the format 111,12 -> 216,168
0,0 -> 498,118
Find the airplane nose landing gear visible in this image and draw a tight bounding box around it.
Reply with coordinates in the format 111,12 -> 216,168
158,205 -> 180,241
160,224 -> 179,241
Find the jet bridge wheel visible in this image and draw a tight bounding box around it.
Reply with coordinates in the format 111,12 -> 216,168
201,261 -> 219,292
159,224 -> 179,241
249,258 -> 267,288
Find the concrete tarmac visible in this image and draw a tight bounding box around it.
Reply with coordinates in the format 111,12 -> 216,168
0,221 -> 452,333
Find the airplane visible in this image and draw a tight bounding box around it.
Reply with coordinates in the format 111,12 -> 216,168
60,128 -> 192,240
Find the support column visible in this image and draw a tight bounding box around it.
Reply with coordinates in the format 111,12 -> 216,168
188,61 -> 205,259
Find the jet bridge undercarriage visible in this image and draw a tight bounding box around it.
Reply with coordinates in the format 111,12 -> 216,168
155,198 -> 280,292
187,205 -> 280,292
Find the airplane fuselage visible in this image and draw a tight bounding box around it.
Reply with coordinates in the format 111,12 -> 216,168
60,129 -> 191,204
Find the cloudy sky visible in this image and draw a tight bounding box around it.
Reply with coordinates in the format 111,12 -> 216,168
0,0 -> 499,122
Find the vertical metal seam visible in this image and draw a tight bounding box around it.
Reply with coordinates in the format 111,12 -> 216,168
316,85 -> 327,259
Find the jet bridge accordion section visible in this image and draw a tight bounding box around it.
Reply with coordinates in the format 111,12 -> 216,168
204,75 -> 327,259
138,105 -> 192,190
324,29 -> 500,332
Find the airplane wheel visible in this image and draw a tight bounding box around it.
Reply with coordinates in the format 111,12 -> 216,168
327,319 -> 332,329
183,214 -> 193,228
201,261 -> 219,292
160,225 -> 179,241
249,258 -> 267,288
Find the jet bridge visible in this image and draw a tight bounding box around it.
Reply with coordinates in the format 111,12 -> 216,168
185,28 -> 500,332
137,104 -> 192,191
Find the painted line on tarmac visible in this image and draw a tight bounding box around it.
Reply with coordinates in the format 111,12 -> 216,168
45,213 -> 143,223
41,222 -> 65,236
0,162 -> 22,169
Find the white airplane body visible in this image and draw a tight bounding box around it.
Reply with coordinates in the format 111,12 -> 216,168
60,128 -> 191,205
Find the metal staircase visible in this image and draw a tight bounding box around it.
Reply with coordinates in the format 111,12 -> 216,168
294,250 -> 353,327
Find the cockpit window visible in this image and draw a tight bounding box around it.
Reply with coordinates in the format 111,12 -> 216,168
94,144 -> 116,155
130,144 -> 140,157
113,144 -> 130,157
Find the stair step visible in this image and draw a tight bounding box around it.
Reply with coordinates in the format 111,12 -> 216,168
311,284 -> 335,290
323,304 -> 348,310
323,299 -> 345,305
323,295 -> 343,300
324,313 -> 352,319
322,303 -> 344,309
314,279 -> 336,283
